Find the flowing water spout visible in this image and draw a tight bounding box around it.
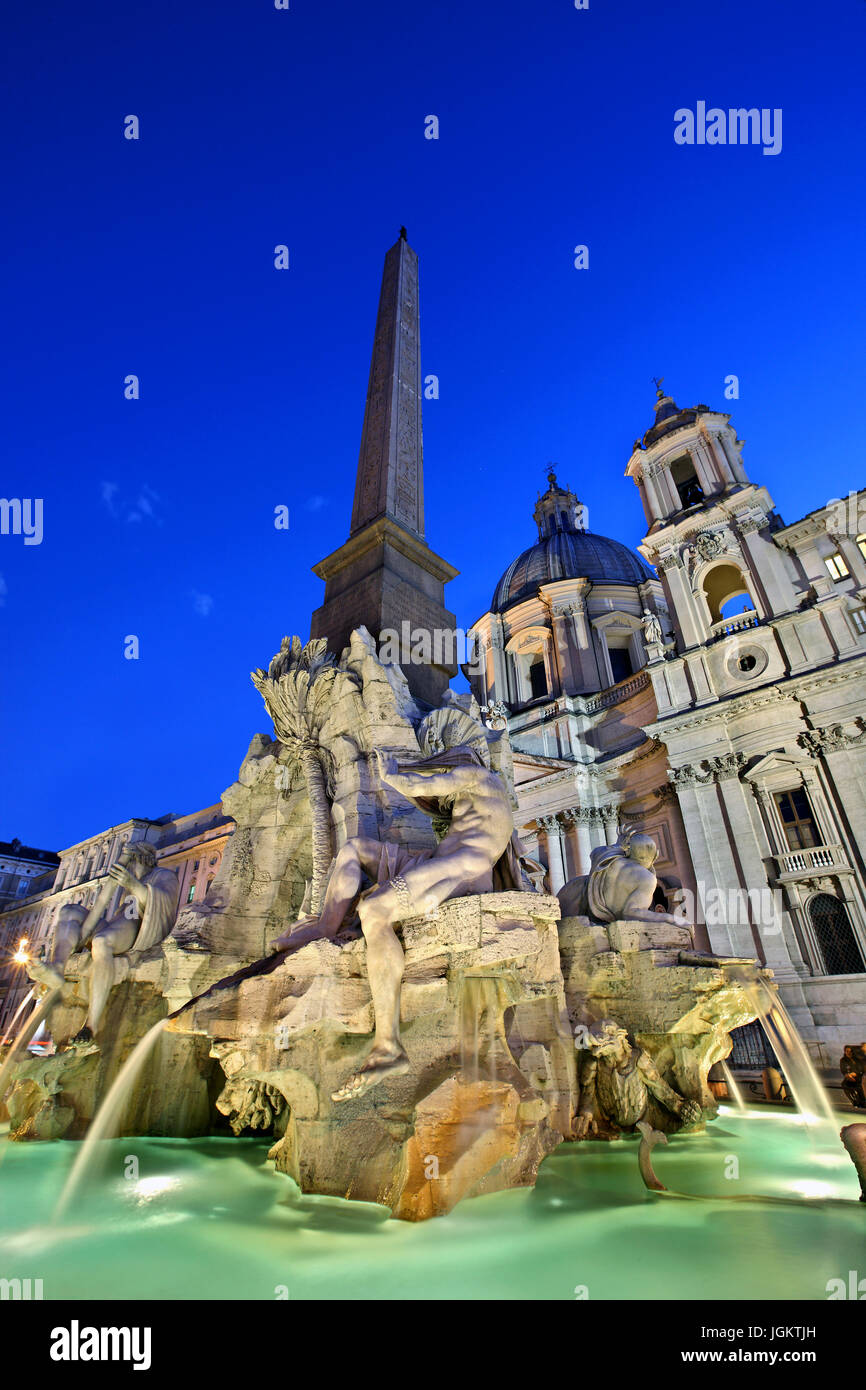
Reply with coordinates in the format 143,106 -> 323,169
1,989 -> 35,1046
721,1060 -> 747,1113
458,972 -> 518,1081
0,988 -> 61,1107
54,1019 -> 168,1221
729,965 -> 837,1132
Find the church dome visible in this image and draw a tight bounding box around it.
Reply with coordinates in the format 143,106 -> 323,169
491,528 -> 656,613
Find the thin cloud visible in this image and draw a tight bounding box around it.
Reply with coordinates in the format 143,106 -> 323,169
191,590 -> 214,617
101,481 -> 120,515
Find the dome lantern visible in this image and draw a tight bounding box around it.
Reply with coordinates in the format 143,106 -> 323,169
532,466 -> 588,541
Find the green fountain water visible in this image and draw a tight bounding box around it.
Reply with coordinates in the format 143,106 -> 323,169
0,1106 -> 860,1302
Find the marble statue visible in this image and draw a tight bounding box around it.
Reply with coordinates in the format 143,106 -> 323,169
574,1018 -> 703,1137
558,826 -> 686,928
273,744 -> 532,1102
28,843 -> 180,1046
641,608 -> 664,647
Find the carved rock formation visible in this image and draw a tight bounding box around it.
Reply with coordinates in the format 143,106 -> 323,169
170,892 -> 576,1220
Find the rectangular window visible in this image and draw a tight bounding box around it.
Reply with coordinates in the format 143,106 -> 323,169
774,788 -> 819,850
529,660 -> 547,699
608,646 -> 634,684
826,553 -> 850,581
857,534 -> 866,563
851,608 -> 866,635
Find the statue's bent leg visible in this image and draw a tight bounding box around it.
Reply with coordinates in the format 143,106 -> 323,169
331,853 -> 487,1103
87,918 -> 138,1035
28,921 -> 82,990
272,837 -> 385,951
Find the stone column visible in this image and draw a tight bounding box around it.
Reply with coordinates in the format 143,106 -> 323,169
669,771 -> 750,959
708,430 -> 736,487
640,465 -> 667,525
691,439 -> 718,495
564,808 -> 593,877
549,602 -> 578,695
488,619 -> 509,706
538,816 -> 566,894
602,805 -> 619,845
737,518 -> 798,617
659,556 -> 705,650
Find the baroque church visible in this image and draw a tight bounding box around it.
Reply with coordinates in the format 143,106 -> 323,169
2,232 -> 865,1068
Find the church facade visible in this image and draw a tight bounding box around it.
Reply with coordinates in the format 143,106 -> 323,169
469,387 -> 866,1064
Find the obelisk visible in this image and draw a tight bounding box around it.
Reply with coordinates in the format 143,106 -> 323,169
310,230 -> 459,705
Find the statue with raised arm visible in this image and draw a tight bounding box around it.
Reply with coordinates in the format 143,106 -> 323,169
272,743 -> 532,1102
558,826 -> 684,928
27,842 -> 180,1047
574,1018 -> 703,1137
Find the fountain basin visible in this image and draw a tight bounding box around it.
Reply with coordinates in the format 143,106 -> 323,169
0,1107 -> 860,1300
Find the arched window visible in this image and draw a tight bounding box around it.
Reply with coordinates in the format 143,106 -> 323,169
809,894 -> 865,976
187,882 -> 196,903
670,455 -> 704,510
703,563 -> 753,624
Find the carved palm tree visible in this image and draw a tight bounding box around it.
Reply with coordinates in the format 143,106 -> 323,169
251,637 -> 344,914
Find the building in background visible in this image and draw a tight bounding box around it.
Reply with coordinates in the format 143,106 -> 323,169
0,808 -> 233,1034
0,839 -> 59,909
470,387 -> 866,1064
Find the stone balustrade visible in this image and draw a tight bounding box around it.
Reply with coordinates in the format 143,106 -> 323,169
772,842 -> 851,880
709,609 -> 759,640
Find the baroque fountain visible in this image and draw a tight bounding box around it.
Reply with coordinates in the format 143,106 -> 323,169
1,629 -> 793,1227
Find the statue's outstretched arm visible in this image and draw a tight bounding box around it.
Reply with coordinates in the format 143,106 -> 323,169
376,751 -> 476,800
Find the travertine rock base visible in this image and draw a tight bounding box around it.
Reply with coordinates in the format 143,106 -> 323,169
171,892 -> 577,1219
4,949 -> 219,1141
559,913 -> 762,1121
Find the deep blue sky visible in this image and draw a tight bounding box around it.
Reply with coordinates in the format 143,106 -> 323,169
2,0 -> 865,850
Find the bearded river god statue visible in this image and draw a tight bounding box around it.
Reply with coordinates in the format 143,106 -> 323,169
27,841 -> 180,1046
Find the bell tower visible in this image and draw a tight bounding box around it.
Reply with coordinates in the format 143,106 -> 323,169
626,385 -> 799,656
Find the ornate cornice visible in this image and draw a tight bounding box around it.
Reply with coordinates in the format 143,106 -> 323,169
798,719 -> 866,756
668,751 -> 747,786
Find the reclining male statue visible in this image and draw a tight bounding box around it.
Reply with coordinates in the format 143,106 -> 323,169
558,825 -> 685,927
273,744 -> 535,1103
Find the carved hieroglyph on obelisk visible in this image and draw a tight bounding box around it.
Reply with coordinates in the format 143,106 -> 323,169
310,231 -> 458,705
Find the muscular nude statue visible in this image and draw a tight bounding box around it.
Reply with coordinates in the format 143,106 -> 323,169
273,744 -> 523,1103
28,842 -> 179,1045
558,827 -> 684,927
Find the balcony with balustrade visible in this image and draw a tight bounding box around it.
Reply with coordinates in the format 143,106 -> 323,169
771,842 -> 853,884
